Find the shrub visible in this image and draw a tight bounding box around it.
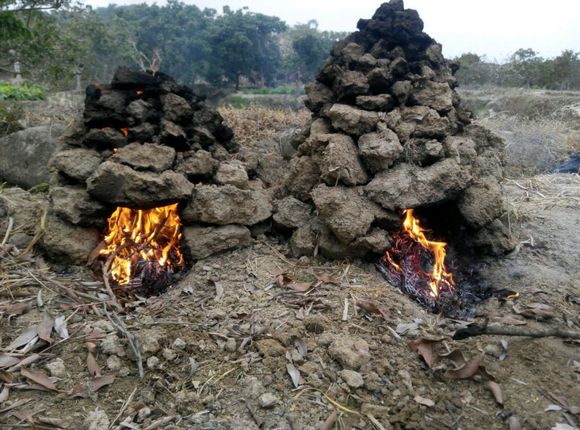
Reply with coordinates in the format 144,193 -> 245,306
0,82 -> 47,101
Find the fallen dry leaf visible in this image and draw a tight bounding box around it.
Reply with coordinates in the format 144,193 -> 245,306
86,342 -> 97,354
0,302 -> 32,316
286,363 -> 302,388
287,282 -> 313,292
0,385 -> 8,403
37,416 -> 67,428
20,368 -> 57,391
414,394 -> 435,407
320,410 -> 338,430
0,370 -> 13,383
87,352 -> 101,377
37,318 -> 54,343
514,303 -> 555,320
409,338 -> 438,368
396,320 -> 422,335
54,316 -> 69,339
6,326 -> 38,351
68,383 -> 90,399
0,354 -> 20,369
275,273 -> 293,288
446,360 -> 482,379
314,272 -> 339,285
357,301 -> 390,321
439,349 -> 468,368
90,374 -> 115,392
486,381 -> 504,405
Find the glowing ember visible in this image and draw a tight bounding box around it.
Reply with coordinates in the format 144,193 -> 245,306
120,127 -> 129,137
378,209 -> 455,308
136,89 -> 144,96
99,203 -> 184,288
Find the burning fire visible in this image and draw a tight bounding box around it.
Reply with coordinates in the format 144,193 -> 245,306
136,89 -> 144,96
99,203 -> 184,288
120,127 -> 129,137
381,209 -> 455,301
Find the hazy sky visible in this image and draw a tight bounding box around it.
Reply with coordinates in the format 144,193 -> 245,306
86,0 -> 579,61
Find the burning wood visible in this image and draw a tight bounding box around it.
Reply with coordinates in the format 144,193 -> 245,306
98,203 -> 185,293
378,209 -> 456,310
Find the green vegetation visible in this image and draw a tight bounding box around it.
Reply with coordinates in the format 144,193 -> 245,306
455,49 -> 580,90
0,102 -> 24,136
0,82 -> 46,100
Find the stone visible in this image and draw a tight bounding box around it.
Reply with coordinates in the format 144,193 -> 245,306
472,219 -> 517,255
111,66 -> 158,89
127,122 -> 155,142
176,150 -> 218,179
162,348 -> 177,361
183,225 -> 252,259
405,138 -> 444,165
183,185 -> 272,226
100,334 -> 126,357
312,184 -> 383,244
327,104 -> 379,136
50,186 -> 107,226
358,129 -> 403,173
0,125 -> 65,188
318,225 -> 359,258
385,106 -> 449,142
444,136 -> 478,165
136,328 -> 165,355
147,356 -> 160,369
84,127 -> 127,149
353,228 -> 392,254
339,369 -> 364,388
162,93 -> 194,123
286,156 -> 321,201
46,358 -> 66,378
334,70 -> 369,100
367,67 -> 392,93
106,355 -> 121,371
41,215 -> 99,265
458,176 -> 504,229
225,338 -> 237,353
391,80 -> 412,104
214,160 -> 249,189
411,81 -> 453,113
126,99 -> 154,124
87,161 -> 193,208
136,407 -> 151,423
320,134 -> 369,185
173,338 -> 187,350
355,94 -> 394,111
83,408 -> 109,430
290,221 -> 318,257
365,159 -> 472,211
111,142 -> 176,172
51,148 -> 101,183
328,336 -> 371,370
304,82 -> 334,113
255,339 -> 285,357
160,119 -> 187,147
244,376 -> 266,399
258,392 -> 279,409
273,196 -> 312,230
310,118 -> 332,135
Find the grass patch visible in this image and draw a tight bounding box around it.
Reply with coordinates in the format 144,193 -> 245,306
0,82 -> 47,101
239,85 -> 304,95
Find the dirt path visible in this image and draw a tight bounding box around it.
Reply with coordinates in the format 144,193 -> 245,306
0,174 -> 578,430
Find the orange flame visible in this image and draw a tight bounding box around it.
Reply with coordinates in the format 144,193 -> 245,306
395,209 -> 454,298
136,89 -> 144,96
120,127 -> 129,137
99,203 -> 184,285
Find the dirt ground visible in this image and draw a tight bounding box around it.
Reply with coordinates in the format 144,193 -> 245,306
0,172 -> 578,430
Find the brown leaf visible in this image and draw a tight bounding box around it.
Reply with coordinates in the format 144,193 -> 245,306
320,410 -> 338,430
86,342 -> 97,354
414,394 -> 435,407
286,363 -> 302,388
6,326 -> 38,351
275,273 -> 293,288
0,354 -> 20,369
37,417 -> 67,428
409,338 -> 439,368
314,272 -> 339,285
0,302 -> 32,316
86,328 -> 103,342
87,352 -> 101,377
20,368 -> 57,391
37,318 -> 54,343
439,349 -> 468,368
0,385 -> 8,403
446,360 -> 482,379
0,369 -> 13,383
90,374 -> 115,392
486,381 -> 504,405
514,303 -> 555,320
68,383 -> 90,399
287,282 -> 313,292
357,301 -> 390,321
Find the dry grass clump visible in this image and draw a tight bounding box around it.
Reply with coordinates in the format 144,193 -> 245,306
219,105 -> 310,148
480,114 -> 579,177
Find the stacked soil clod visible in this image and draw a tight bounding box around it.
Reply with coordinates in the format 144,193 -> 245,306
42,67 -> 274,265
283,0 -> 516,258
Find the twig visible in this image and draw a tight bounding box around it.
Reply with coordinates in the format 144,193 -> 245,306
1,217 -> 13,248
342,298 -> 349,321
109,386 -> 138,429
101,263 -> 122,312
367,414 -> 387,430
453,323 -> 580,340
103,305 -> 144,379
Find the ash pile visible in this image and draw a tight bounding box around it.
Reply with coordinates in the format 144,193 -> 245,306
41,67 -> 273,265
282,0 -> 516,258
